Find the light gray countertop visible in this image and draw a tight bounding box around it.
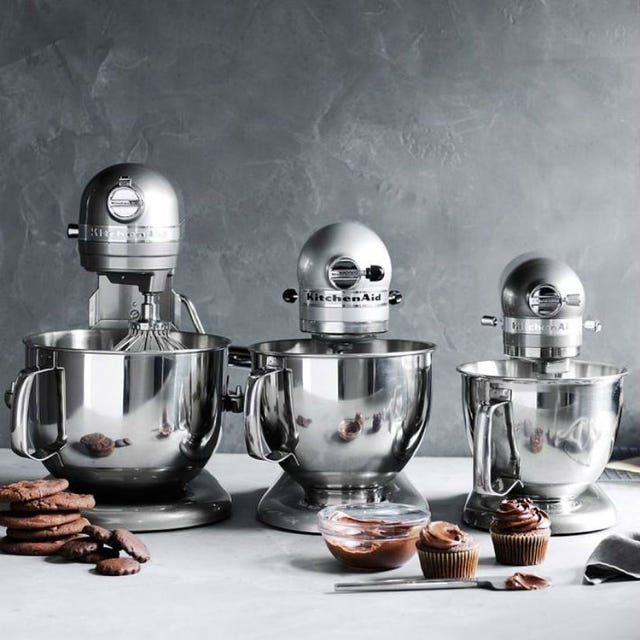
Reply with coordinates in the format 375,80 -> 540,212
0,451 -> 638,639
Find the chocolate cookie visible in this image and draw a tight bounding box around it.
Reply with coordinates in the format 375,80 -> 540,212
95,557 -> 140,576
0,478 -> 69,503
6,517 -> 90,540
0,535 -> 78,556
80,433 -> 114,458
13,492 -> 96,512
111,529 -> 150,563
83,524 -> 113,544
58,537 -> 102,560
0,511 -> 82,530
81,547 -> 119,564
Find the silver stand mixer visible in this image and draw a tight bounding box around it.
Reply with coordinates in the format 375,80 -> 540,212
6,164 -> 242,531
458,254 -> 627,534
68,163 -> 202,346
243,221 -> 435,533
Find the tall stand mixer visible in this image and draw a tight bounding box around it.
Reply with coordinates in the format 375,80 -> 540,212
67,163 -> 203,346
243,221 -> 435,533
6,164 -> 242,531
458,254 -> 627,534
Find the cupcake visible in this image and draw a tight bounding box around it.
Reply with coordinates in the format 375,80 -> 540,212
490,498 -> 550,566
416,521 -> 479,580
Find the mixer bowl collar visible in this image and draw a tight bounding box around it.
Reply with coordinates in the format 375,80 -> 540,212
22,329 -> 230,355
457,359 -> 627,384
248,337 -> 436,359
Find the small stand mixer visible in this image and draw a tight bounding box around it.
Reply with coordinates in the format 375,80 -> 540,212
243,221 -> 435,533
6,163 -> 242,531
458,254 -> 627,534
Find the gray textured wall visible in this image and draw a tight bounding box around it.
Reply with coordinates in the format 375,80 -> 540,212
1,0 -> 638,455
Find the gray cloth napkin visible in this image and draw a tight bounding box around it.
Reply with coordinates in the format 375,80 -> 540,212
584,531 -> 640,584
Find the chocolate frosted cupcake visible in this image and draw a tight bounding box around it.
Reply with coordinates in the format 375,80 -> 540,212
490,498 -> 550,566
416,521 -> 479,580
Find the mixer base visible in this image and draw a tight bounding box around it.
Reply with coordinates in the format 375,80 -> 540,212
79,471 -> 231,532
256,471 -> 429,534
463,483 -> 616,535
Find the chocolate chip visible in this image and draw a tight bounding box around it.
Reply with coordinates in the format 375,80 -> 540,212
296,415 -> 312,428
114,438 -> 132,448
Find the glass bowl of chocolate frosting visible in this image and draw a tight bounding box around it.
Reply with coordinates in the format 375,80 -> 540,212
318,503 -> 430,571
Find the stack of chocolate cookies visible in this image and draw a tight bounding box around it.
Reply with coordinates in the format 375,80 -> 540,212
0,479 -> 93,555
0,478 -> 150,576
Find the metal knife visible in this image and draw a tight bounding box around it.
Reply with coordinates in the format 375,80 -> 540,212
335,576 -> 513,592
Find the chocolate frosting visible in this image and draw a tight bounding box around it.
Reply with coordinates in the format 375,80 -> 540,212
506,572 -> 552,590
327,511 -> 415,539
490,499 -> 550,534
418,521 -> 476,551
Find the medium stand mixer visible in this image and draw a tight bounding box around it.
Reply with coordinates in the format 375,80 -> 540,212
243,221 -> 435,533
458,254 -> 627,534
6,163 -> 242,531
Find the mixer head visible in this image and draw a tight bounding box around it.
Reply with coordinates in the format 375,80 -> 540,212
282,221 -> 402,337
68,163 -> 190,352
68,163 -> 181,294
482,254 -> 602,372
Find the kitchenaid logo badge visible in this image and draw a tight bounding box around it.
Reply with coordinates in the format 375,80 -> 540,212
302,289 -> 387,308
504,317 -> 580,336
79,224 -> 181,243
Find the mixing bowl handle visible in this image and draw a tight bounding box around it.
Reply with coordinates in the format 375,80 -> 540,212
176,292 -> 206,334
244,368 -> 298,464
473,381 -> 521,496
8,366 -> 67,462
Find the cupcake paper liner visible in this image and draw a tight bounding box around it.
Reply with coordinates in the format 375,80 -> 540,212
490,530 -> 550,566
417,545 -> 479,580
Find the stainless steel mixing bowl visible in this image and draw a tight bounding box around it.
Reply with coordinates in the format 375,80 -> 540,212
6,329 -> 237,493
457,359 -> 627,500
244,339 -> 434,502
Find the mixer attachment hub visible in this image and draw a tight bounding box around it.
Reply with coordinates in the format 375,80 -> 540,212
114,293 -> 186,352
530,357 -> 573,376
282,288 -> 298,303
